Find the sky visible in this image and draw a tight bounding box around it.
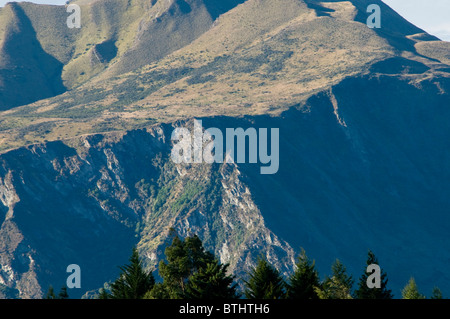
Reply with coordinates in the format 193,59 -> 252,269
382,0 -> 450,41
0,0 -> 66,5
0,0 -> 449,41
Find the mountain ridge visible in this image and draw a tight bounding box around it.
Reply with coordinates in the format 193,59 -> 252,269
3,0 -> 449,152
0,0 -> 450,299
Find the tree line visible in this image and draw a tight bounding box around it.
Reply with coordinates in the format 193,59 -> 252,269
46,230 -> 443,299
92,230 -> 443,300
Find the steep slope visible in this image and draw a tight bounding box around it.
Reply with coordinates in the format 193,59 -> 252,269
1,69 -> 450,297
0,0 -> 247,109
0,126 -> 296,298
105,0 -> 247,76
1,0 -> 449,152
232,75 -> 450,296
0,3 -> 65,109
0,0 -> 450,299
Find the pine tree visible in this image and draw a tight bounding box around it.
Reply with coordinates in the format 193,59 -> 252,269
244,256 -> 286,299
185,259 -> 239,299
431,287 -> 443,299
401,277 -> 425,299
315,259 -> 353,299
286,248 -> 320,299
315,276 -> 353,299
158,230 -> 215,299
58,286 -> 69,299
331,259 -> 353,290
45,286 -> 56,299
107,247 -> 155,299
354,250 -> 393,299
144,282 -> 171,299
98,288 -> 109,300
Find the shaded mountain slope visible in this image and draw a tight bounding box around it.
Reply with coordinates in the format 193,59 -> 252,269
0,71 -> 449,297
231,74 -> 450,296
3,0 -> 443,151
0,126 -> 296,298
0,0 -> 450,299
0,3 -> 65,109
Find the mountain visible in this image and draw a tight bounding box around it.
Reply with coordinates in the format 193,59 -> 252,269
0,3 -> 65,109
0,0 -> 449,298
0,0 -> 247,110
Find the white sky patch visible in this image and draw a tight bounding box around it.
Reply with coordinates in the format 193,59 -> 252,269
382,0 -> 450,41
0,0 -> 67,6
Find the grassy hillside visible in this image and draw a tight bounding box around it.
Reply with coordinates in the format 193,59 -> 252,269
0,0 -> 247,110
0,0 -> 449,152
1,0 -> 450,299
0,0 -> 448,152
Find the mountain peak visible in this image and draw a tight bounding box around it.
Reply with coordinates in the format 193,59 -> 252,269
0,0 -> 450,299
0,0 -> 449,152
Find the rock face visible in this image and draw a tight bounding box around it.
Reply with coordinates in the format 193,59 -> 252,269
0,123 -> 297,298
0,70 -> 450,298
1,0 -> 450,299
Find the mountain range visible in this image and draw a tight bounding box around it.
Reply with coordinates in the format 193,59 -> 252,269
0,0 -> 449,298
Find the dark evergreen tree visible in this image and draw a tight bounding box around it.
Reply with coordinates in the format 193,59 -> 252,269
44,286 -> 56,299
286,248 -> 320,299
431,287 -> 443,299
107,247 -> 155,299
354,250 -> 393,299
58,286 -> 69,299
185,259 -> 239,299
144,282 -> 171,299
244,256 -> 286,299
158,230 -> 215,299
98,288 -> 109,300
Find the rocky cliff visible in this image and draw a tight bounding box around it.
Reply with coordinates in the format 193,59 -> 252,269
0,122 -> 297,298
1,0 -> 450,299
1,68 -> 450,298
